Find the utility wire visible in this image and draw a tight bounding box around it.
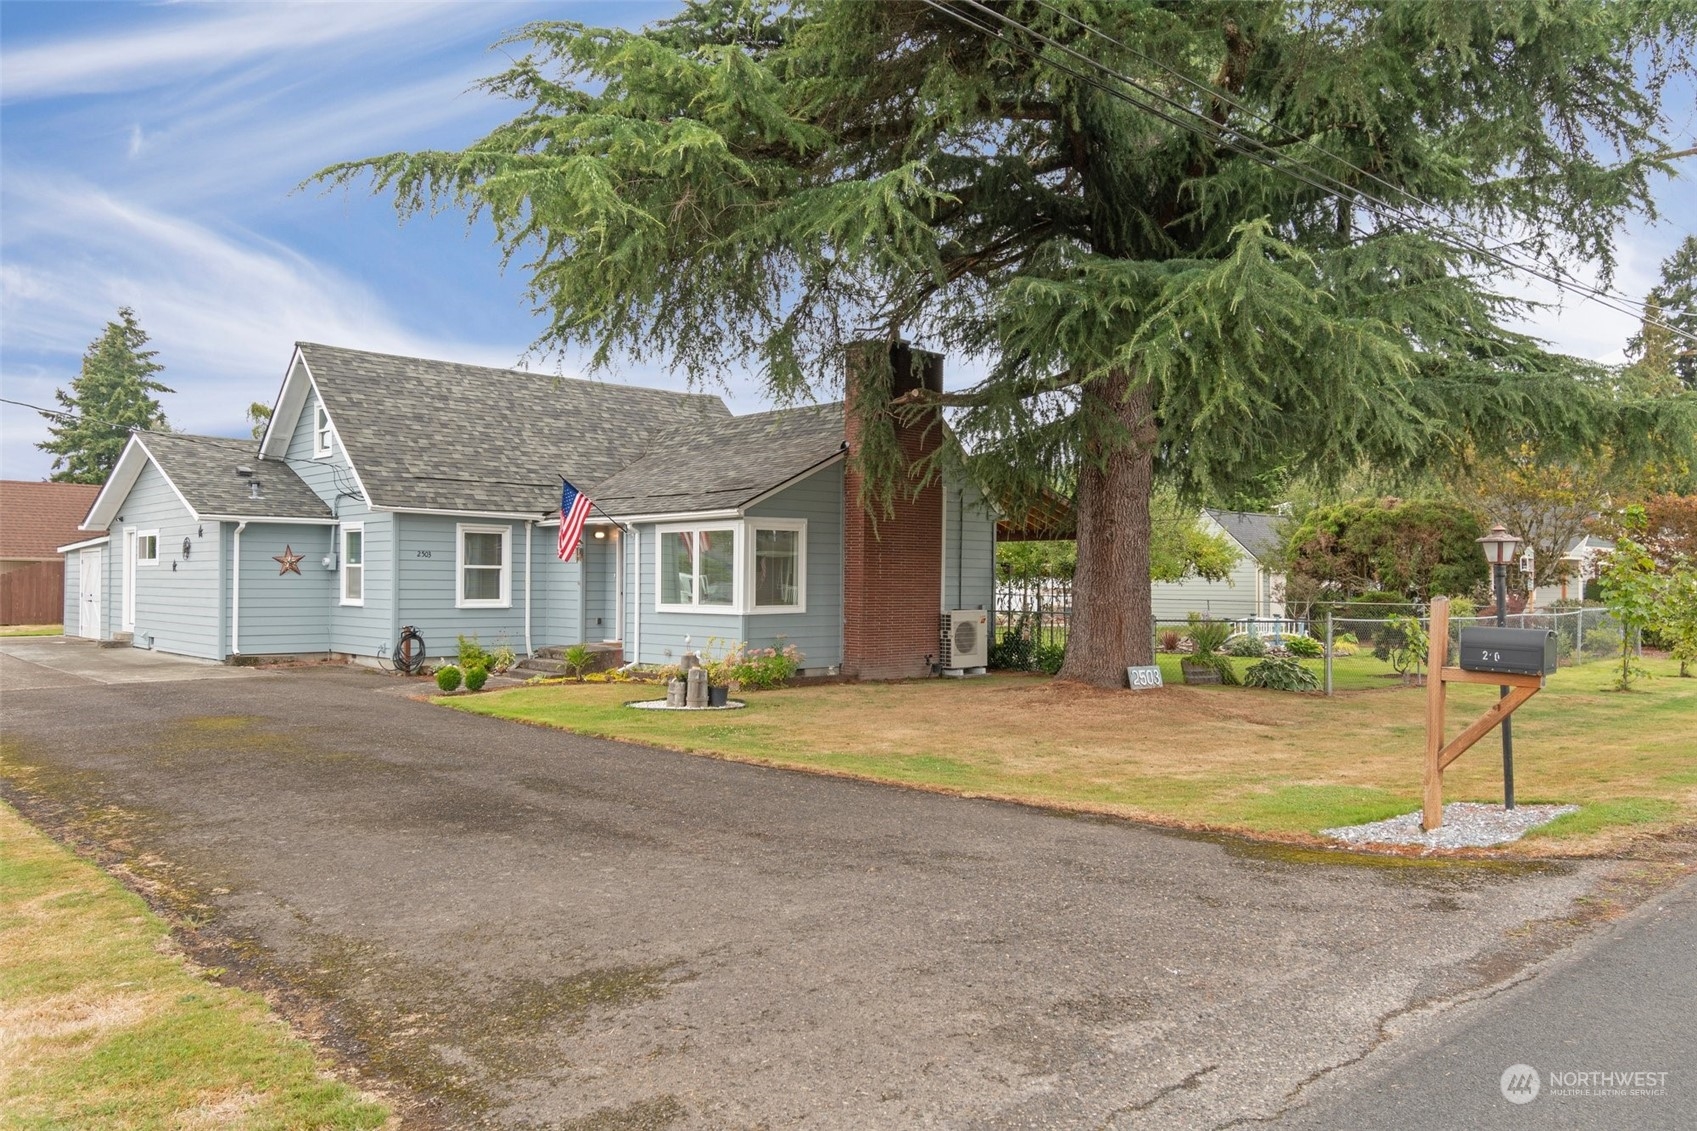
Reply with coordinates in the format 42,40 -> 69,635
946,0 -> 1697,344
918,0 -> 1697,348
1,396 -> 140,433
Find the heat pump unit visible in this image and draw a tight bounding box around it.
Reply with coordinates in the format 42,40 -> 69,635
941,609 -> 989,674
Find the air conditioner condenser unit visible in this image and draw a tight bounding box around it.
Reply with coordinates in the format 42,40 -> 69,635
940,609 -> 989,675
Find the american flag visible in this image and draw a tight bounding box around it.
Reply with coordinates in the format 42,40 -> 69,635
557,479 -> 594,561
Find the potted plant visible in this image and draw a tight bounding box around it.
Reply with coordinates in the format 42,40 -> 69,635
1180,614 -> 1240,686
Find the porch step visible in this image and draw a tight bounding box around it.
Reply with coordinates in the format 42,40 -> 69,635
98,632 -> 134,649
514,657 -> 571,675
513,642 -> 625,678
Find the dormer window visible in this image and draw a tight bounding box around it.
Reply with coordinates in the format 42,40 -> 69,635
313,404 -> 333,458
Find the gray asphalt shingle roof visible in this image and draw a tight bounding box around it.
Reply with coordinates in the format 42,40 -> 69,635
1204,508 -> 1286,564
298,343 -> 733,514
592,403 -> 846,516
141,433 -> 332,520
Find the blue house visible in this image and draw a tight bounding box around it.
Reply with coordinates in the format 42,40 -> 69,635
62,342 -> 997,679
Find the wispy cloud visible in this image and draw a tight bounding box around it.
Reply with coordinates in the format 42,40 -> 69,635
0,175 -> 536,435
0,2 -> 510,102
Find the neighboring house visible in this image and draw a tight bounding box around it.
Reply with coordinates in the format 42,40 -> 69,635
1528,533 -> 1612,609
2,480 -> 103,626
63,341 -> 997,679
1148,508 -> 1288,624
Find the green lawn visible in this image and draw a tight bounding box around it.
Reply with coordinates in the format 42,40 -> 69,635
1,803 -> 389,1131
0,624 -> 62,638
442,658 -> 1697,854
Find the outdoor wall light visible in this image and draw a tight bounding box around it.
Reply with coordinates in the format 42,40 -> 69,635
182,537 -> 192,560
1477,523 -> 1522,567
593,529 -> 607,539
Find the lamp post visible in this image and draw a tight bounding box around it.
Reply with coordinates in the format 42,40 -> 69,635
1478,523 -> 1523,809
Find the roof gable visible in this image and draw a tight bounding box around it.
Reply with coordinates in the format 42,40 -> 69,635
279,343 -> 733,514
1204,508 -> 1286,564
0,480 -> 104,558
84,432 -> 332,528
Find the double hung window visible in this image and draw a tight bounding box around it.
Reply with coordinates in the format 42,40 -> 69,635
457,524 -> 511,608
340,524 -> 363,605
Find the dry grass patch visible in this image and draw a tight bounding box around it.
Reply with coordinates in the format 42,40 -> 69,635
445,659 -> 1697,854
0,802 -> 389,1131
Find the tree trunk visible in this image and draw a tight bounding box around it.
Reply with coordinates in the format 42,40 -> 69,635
1057,371 -> 1156,687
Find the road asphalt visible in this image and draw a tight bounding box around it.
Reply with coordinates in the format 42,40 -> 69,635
1265,870 -> 1696,1130
0,639 -> 1682,1129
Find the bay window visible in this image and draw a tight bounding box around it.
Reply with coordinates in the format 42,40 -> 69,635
655,520 -> 805,614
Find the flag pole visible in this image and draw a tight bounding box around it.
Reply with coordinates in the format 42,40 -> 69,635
556,475 -> 630,536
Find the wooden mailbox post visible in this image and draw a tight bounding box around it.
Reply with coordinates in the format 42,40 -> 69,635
1422,596 -> 1548,831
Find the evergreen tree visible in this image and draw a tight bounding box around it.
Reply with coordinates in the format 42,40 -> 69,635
321,0 -> 1697,685
38,308 -> 171,484
1628,235 -> 1697,390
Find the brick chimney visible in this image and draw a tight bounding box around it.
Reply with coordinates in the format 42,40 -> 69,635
841,341 -> 945,681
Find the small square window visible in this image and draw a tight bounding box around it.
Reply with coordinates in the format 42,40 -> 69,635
136,532 -> 159,565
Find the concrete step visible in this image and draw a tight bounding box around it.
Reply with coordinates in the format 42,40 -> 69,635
514,657 -> 571,675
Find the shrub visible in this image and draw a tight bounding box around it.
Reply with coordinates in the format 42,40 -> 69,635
1185,613 -> 1230,655
1244,656 -> 1320,691
1283,634 -> 1323,658
990,616 -> 1036,670
1227,634 -> 1267,657
457,634 -> 493,672
1034,641 -> 1066,676
1158,629 -> 1183,652
435,665 -> 463,693
706,639 -> 804,689
562,643 -> 596,681
463,664 -> 488,692
488,644 -> 517,674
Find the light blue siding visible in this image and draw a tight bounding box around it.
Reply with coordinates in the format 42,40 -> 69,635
230,523 -> 335,654
530,529 -> 583,648
394,514 -> 531,663
284,377 -> 367,516
942,471 -> 996,613
119,462 -> 221,659
582,535 -> 619,642
745,463 -> 844,669
62,553 -> 78,631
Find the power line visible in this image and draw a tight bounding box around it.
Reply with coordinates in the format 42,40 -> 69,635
0,396 -> 142,434
917,0 -> 1697,348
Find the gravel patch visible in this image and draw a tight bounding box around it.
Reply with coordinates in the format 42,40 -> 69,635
1323,802 -> 1579,851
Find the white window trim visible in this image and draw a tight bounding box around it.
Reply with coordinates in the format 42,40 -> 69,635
654,523 -> 740,615
135,529 -> 160,566
652,519 -> 807,615
313,404 -> 334,459
340,523 -> 365,607
747,518 -> 807,615
456,523 -> 512,609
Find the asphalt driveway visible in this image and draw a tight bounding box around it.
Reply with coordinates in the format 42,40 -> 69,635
0,649 -> 1664,1128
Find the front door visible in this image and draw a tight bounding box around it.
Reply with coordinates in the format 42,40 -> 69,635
78,548 -> 103,638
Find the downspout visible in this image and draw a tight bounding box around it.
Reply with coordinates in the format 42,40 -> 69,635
957,488 -> 965,608
524,520 -> 534,657
631,526 -> 641,665
230,521 -> 248,657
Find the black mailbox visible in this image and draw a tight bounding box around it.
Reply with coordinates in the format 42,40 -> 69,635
1458,627 -> 1557,676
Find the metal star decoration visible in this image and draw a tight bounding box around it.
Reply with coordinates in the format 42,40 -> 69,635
273,545 -> 304,575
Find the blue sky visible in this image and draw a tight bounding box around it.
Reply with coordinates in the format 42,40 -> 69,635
2,1 -> 1693,482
